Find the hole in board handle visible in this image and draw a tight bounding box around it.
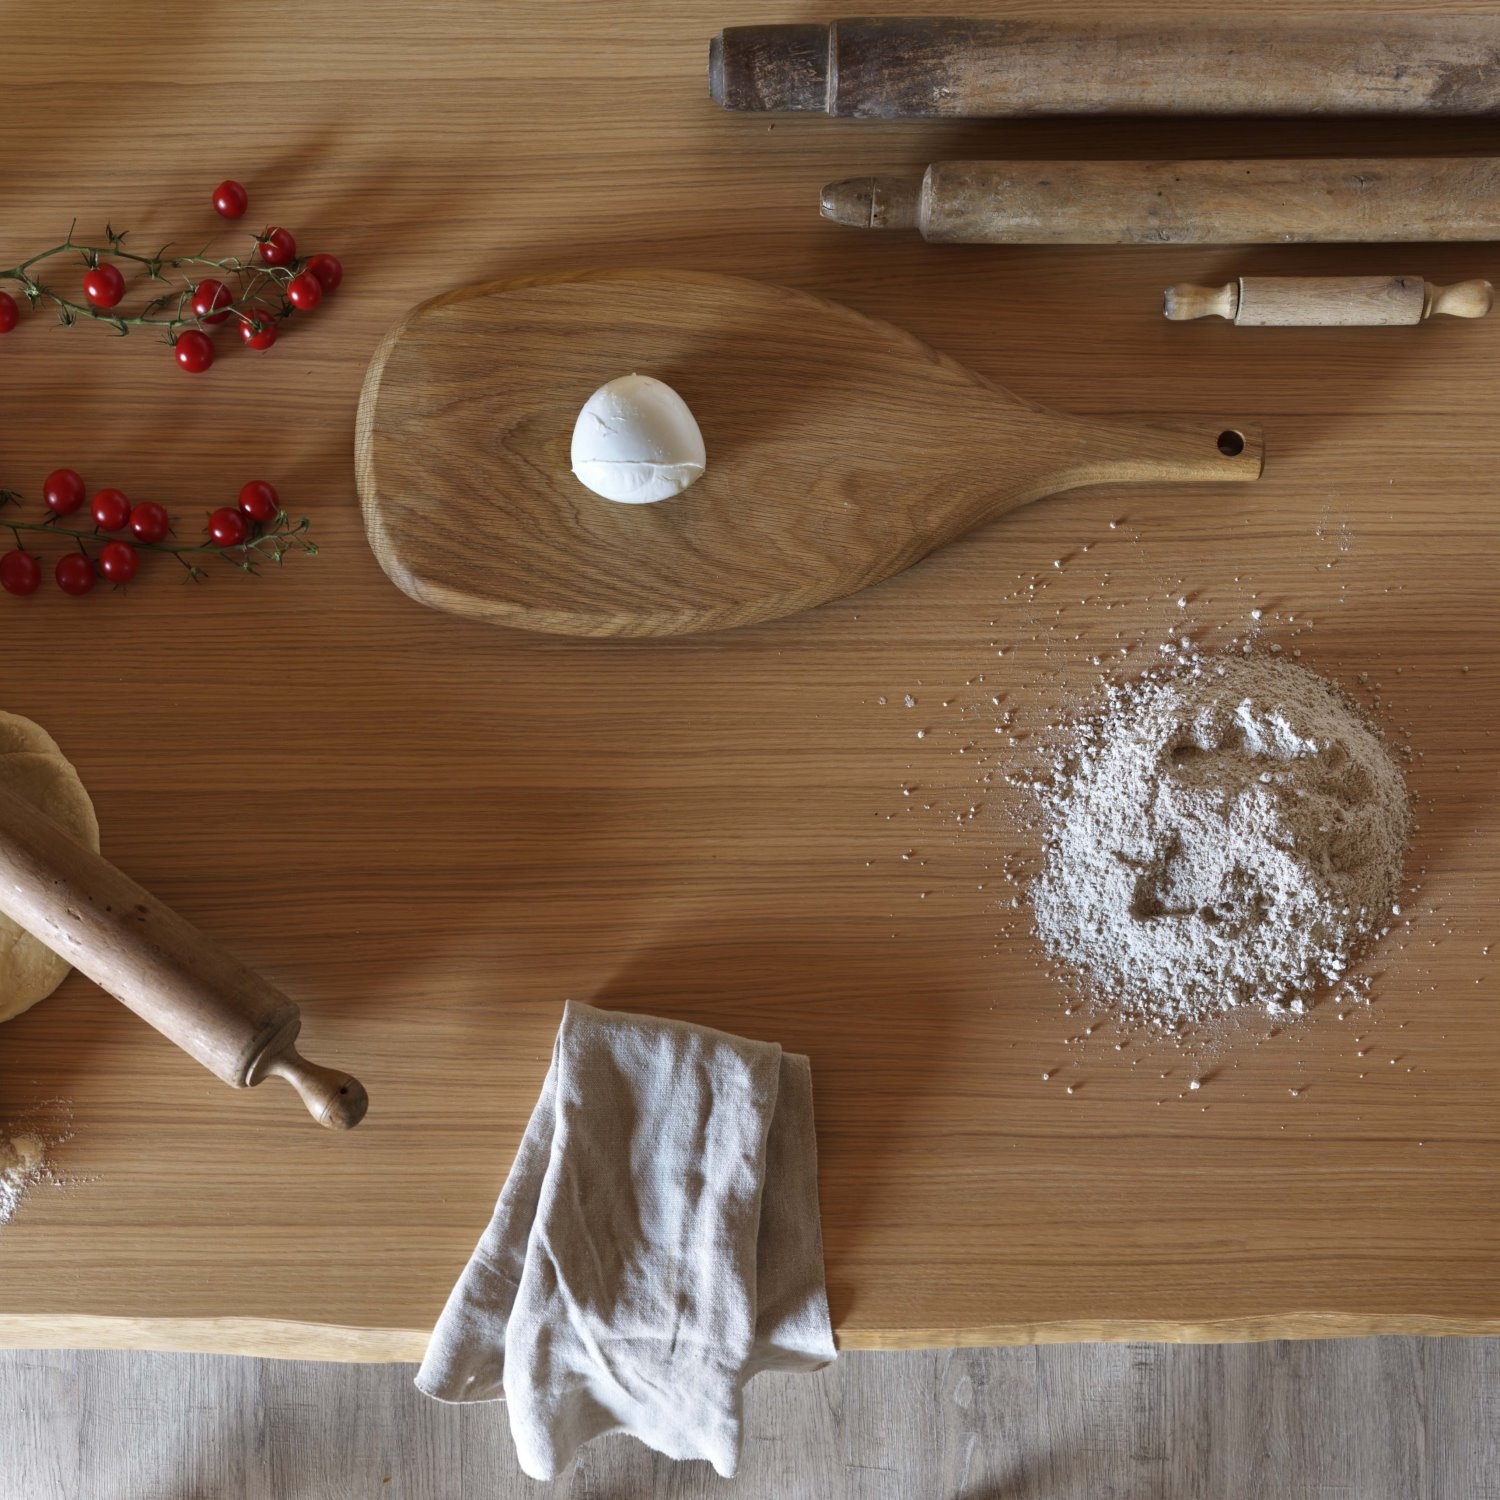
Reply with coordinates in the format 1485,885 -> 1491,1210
1216,429 -> 1246,457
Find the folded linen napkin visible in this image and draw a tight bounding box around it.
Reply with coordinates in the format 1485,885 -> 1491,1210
416,999 -> 836,1479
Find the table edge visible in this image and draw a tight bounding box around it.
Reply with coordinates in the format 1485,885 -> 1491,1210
4,1312 -> 1499,1361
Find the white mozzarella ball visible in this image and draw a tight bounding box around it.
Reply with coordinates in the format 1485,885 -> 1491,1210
570,374 -> 706,505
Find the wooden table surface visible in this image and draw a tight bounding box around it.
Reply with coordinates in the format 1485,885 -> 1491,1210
1,0 -> 1499,1359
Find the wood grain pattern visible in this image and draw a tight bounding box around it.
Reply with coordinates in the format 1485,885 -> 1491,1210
711,16 -> 1500,117
7,1339 -> 1500,1499
824,158 -> 1500,244
356,269 -> 1259,636
0,0 -> 1499,1360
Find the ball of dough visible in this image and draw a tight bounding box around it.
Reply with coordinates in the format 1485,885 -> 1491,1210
570,374 -> 706,505
0,737 -> 99,1025
0,710 -> 63,760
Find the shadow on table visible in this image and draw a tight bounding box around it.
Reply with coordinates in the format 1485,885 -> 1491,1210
587,913 -> 968,1334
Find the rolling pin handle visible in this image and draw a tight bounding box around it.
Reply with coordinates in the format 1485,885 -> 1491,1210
1424,279 -> 1494,319
708,24 -> 830,112
821,176 -> 921,231
263,1048 -> 370,1130
1163,282 -> 1239,321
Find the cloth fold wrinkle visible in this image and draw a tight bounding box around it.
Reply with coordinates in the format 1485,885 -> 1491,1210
415,1000 -> 835,1480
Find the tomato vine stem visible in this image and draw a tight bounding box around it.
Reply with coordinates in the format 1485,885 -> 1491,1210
1,498 -> 316,583
0,227 -> 296,338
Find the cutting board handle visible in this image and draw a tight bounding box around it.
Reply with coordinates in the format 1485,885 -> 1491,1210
1038,415 -> 1263,492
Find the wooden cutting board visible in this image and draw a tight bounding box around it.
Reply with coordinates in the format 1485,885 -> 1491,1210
1,0 -> 1499,1359
355,268 -> 1258,636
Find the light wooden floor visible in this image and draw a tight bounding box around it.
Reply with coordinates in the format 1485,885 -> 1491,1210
3,1339 -> 1497,1499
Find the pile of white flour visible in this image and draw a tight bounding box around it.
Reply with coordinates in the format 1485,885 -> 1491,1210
0,1130 -> 49,1225
1032,654 -> 1410,1023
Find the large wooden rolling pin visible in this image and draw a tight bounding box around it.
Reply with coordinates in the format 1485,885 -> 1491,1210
0,781 -> 367,1129
711,17 -> 1500,117
820,159 -> 1500,245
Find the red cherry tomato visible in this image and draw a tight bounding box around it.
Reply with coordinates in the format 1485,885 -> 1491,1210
175,330 -> 215,373
96,540 -> 139,583
256,227 -> 296,267
191,279 -> 233,325
128,501 -> 171,543
208,506 -> 250,547
286,271 -> 323,312
83,263 -> 125,309
0,550 -> 40,596
305,254 -> 343,294
90,488 -> 131,531
213,180 -> 248,219
0,292 -> 18,333
55,553 -> 96,596
42,468 -> 86,515
239,313 -> 278,350
237,480 -> 280,523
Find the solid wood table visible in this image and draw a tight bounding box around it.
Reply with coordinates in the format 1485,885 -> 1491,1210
1,0 -> 1498,1359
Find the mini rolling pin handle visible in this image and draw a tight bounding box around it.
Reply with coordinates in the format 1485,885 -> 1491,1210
1165,276 -> 1494,326
1163,283 -> 1241,321
1423,279 -> 1495,319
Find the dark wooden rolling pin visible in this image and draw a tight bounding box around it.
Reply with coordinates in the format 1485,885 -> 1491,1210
821,159 -> 1500,245
0,781 -> 367,1129
711,17 -> 1500,116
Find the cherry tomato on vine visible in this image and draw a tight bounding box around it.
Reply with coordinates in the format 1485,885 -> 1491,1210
191,279 -> 233,325
239,313 -> 278,351
42,468 -> 86,516
213,180 -> 248,219
83,263 -> 125,309
128,501 -> 171,543
0,292 -> 18,333
175,330 -> 215,373
208,507 -> 250,548
96,540 -> 139,583
286,271 -> 323,313
237,480 -> 279,523
90,488 -> 131,531
55,553 -> 96,596
305,254 -> 343,294
0,550 -> 40,596
256,227 -> 296,267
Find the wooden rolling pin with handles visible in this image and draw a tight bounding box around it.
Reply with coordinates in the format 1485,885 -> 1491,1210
821,159 -> 1500,245
0,780 -> 367,1129
1165,276 -> 1495,326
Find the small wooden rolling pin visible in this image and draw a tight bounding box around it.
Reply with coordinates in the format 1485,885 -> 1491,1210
0,781 -> 367,1129
1165,276 -> 1494,326
711,17 -> 1500,117
820,159 -> 1500,245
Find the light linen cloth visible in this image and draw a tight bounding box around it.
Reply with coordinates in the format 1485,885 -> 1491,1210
416,1000 -> 836,1480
